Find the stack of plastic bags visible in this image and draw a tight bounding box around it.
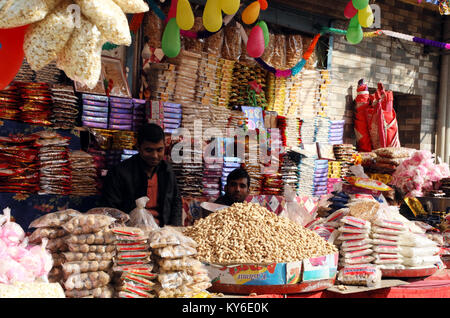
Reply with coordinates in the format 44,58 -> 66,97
371,219 -> 406,269
150,227 -> 211,298
337,216 -> 374,267
314,117 -> 331,144
328,120 -> 345,145
0,207 -> 53,285
111,226 -> 157,298
391,150 -> 450,197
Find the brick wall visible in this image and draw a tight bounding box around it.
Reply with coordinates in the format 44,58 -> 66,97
275,0 -> 443,152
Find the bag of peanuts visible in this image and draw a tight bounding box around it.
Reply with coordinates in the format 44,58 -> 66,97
62,214 -> 116,234
29,209 -> 82,228
63,271 -> 111,290
338,265 -> 382,287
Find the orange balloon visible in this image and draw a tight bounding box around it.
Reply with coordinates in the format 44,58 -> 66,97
0,26 -> 28,90
242,1 -> 260,25
258,0 -> 268,10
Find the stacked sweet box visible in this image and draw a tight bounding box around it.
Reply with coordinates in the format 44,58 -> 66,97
81,94 -> 109,129
328,120 -> 345,145
313,159 -> 329,197
314,116 -> 331,144
132,99 -> 146,132
297,157 -> 329,197
146,101 -> 164,128
163,102 -> 182,135
109,97 -> 134,131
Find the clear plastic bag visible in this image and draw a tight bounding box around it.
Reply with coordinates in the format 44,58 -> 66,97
399,246 -> 440,258
63,271 -> 111,290
149,227 -> 198,249
67,243 -> 116,253
65,230 -> 116,245
64,285 -> 114,298
341,216 -> 371,229
62,214 -> 116,235
222,23 -> 241,61
158,257 -> 203,272
128,197 -> 160,234
403,255 -> 441,267
338,265 -> 381,287
339,255 -> 375,266
271,34 -> 286,69
29,209 -> 81,228
157,271 -> 194,289
337,232 -> 370,241
372,225 -> 405,236
341,243 -> 372,252
143,10 -> 163,48
398,233 -> 438,247
338,224 -> 371,234
340,248 -> 373,259
86,207 -> 130,224
63,251 -> 114,262
372,245 -> 401,253
206,29 -> 224,57
62,260 -> 112,275
341,238 -> 372,248
29,227 -> 67,243
46,238 -> 68,252
371,232 -> 401,241
286,34 -> 303,68
153,245 -> 197,259
279,184 -> 315,227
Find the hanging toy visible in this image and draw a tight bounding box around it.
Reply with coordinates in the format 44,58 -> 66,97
219,0 -> 240,15
242,1 -> 261,25
346,15 -> 363,44
256,20 -> 269,47
344,0 -> 358,18
247,24 -> 265,57
162,18 -> 181,57
203,0 -> 223,32
358,5 -> 374,28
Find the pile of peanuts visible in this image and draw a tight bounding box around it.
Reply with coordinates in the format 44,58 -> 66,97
183,202 -> 338,265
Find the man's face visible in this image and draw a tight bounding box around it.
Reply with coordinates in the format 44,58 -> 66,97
226,178 -> 249,203
139,139 -> 165,168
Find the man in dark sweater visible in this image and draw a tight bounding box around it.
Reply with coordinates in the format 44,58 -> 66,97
214,168 -> 251,206
101,123 -> 182,226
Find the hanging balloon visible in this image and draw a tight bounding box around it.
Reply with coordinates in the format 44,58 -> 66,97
0,25 -> 28,90
162,18 -> 181,58
351,0 -> 369,10
257,0 -> 268,10
247,25 -> 265,57
256,20 -> 269,47
358,5 -> 374,28
348,14 -> 360,28
344,0 -> 358,19
168,0 -> 178,20
220,0 -> 240,15
203,0 -> 223,32
242,1 -> 260,25
176,0 -> 194,30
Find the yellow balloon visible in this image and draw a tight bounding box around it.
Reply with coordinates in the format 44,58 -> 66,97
203,0 -> 223,32
242,1 -> 260,25
358,5 -> 374,28
220,0 -> 240,15
177,0 -> 195,30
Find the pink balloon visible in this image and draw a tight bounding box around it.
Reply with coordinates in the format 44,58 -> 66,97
246,25 -> 265,58
344,0 -> 358,19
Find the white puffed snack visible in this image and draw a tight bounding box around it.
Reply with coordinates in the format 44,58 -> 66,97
57,17 -> 104,89
43,0 -> 64,11
24,0 -> 76,71
111,0 -> 149,13
0,0 -> 48,28
0,282 -> 65,298
75,0 -> 131,45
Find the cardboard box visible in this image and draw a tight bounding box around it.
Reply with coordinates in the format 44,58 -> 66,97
302,253 -> 339,282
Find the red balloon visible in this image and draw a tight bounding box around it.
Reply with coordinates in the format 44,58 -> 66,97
0,25 -> 28,90
168,0 -> 178,20
246,25 -> 265,58
344,0 -> 358,19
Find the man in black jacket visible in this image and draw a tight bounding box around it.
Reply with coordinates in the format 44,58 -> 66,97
101,123 -> 182,226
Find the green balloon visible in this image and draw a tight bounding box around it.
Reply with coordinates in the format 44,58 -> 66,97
256,21 -> 269,47
352,0 -> 369,10
349,15 -> 360,28
346,25 -> 363,44
162,18 -> 181,58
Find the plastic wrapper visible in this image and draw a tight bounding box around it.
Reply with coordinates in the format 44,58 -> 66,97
29,227 -> 67,243
371,232 -> 401,241
340,248 -> 373,259
302,36 -> 317,70
286,34 -> 303,68
337,232 -> 370,241
62,214 -> 116,235
341,216 -> 371,229
46,238 -> 68,252
64,285 -> 115,298
345,176 -> 391,192
339,255 -> 375,266
399,246 -> 440,258
67,243 -> 116,253
128,197 -> 160,234
149,227 -> 198,249
279,185 -> 314,227
158,257 -> 203,272
221,23 -> 241,61
143,10 -> 163,48
341,243 -> 372,252
153,245 -> 197,259
63,271 -> 111,290
372,225 -> 405,236
184,17 -> 205,53
402,255 -> 441,267
206,29 -> 224,57
338,265 -> 381,287
63,251 -> 115,262
154,282 -> 212,298
271,34 -> 286,69
372,245 -> 401,253
116,242 -> 148,252
0,0 -> 48,29
338,224 -> 371,234
62,260 -> 112,275
48,266 -> 63,283
374,147 -> 415,159
116,251 -> 151,261
111,0 -> 149,13
118,282 -> 155,298
373,219 -> 406,231
86,207 -> 129,224
65,230 -> 116,245
157,271 -> 194,289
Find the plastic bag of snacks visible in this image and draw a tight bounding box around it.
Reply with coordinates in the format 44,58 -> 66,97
221,23 -> 242,61
62,260 -> 112,275
63,271 -> 111,290
338,265 -> 382,287
206,29 -> 224,57
153,245 -> 197,259
64,285 -> 115,298
149,227 -> 198,249
63,251 -> 115,262
128,197 -> 160,234
345,176 -> 392,192
86,207 -> 130,224
65,230 -> 116,245
29,209 -> 81,228
341,216 -> 371,229
62,214 -> 116,235
67,243 -> 116,253
29,227 -> 67,243
158,257 -> 203,272
157,271 -> 194,289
